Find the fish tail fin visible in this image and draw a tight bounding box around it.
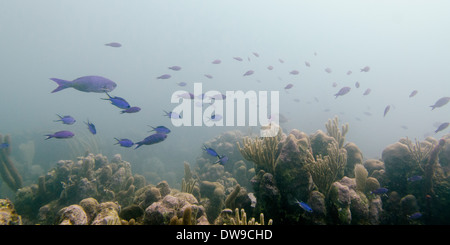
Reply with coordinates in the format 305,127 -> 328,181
44,135 -> 53,140
50,78 -> 71,93
430,105 -> 435,110
134,143 -> 142,149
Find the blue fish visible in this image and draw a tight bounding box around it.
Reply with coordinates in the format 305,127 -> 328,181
408,212 -> 422,220
54,114 -> 76,125
202,145 -> 220,157
209,113 -> 223,122
215,155 -> 229,165
120,106 -> 141,114
50,76 -> 117,93
294,199 -> 313,213
163,110 -> 182,119
407,175 -> 423,182
45,130 -> 75,140
148,126 -> 171,134
0,143 -> 9,149
135,133 -> 167,149
102,92 -> 130,109
114,138 -> 134,148
85,120 -> 97,135
370,187 -> 389,195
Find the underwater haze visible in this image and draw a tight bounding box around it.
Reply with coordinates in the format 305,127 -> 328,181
0,0 -> 450,225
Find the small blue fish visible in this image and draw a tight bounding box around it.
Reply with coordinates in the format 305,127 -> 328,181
45,130 -> 74,140
334,86 -> 351,98
102,92 -> 130,109
370,187 -> 388,195
203,145 -> 220,157
208,113 -> 223,122
168,66 -> 182,71
384,105 -> 391,117
148,126 -> 171,134
163,110 -> 182,119
0,143 -> 9,149
215,155 -> 229,165
407,175 -> 423,182
54,114 -> 76,125
105,42 -> 122,47
85,120 -> 97,135
294,199 -> 313,213
120,106 -> 141,114
408,212 -> 422,220
135,133 -> 167,149
176,82 -> 187,87
114,138 -> 134,148
157,74 -> 171,79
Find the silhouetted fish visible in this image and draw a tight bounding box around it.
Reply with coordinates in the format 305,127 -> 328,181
290,70 -> 299,75
120,106 -> 141,114
360,66 -> 370,72
435,122 -> 449,133
305,61 -> 310,67
157,74 -> 171,79
45,130 -> 74,140
334,86 -> 351,98
325,67 -> 332,73
347,70 -> 352,75
168,66 -> 182,71
105,42 -> 121,47
355,82 -> 360,88
430,97 -> 450,110
267,66 -> 274,70
212,59 -> 221,64
204,74 -> 213,79
243,70 -> 254,76
233,57 -> 243,61
384,105 -> 391,117
176,82 -> 187,87
114,138 -> 134,148
284,84 -> 294,90
363,88 -> 371,95
54,114 -> 76,125
135,133 -> 167,149
409,90 -> 418,98
252,52 -> 259,57
85,120 -> 97,135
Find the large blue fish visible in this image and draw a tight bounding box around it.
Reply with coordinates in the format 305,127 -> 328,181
85,120 -> 97,135
45,131 -> 74,140
203,145 -> 220,157
102,92 -> 130,109
135,133 -> 167,149
435,122 -> 449,133
54,114 -> 76,125
0,143 -> 9,149
50,76 -> 117,93
114,138 -> 134,148
430,97 -> 450,110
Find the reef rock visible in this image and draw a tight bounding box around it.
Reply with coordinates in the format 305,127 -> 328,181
382,142 -> 414,195
0,199 -> 22,225
57,204 -> 88,225
344,142 -> 364,177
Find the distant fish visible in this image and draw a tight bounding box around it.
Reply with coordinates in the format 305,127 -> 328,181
215,155 -> 229,165
305,61 -> 310,67
334,86 -> 351,98
252,52 -> 259,57
347,70 -> 352,75
243,70 -> 254,76
370,187 -> 388,195
163,110 -> 182,119
289,70 -> 299,75
314,52 -> 317,56
408,212 -> 422,220
364,111 -> 372,116
332,82 -> 338,88
435,122 -> 449,133
209,93 -> 226,100
54,114 -> 76,125
0,143 -> 9,149
50,76 -> 117,93
293,98 -> 300,103
325,67 -> 332,73
120,106 -> 141,114
355,81 -> 360,88
360,66 -> 370,72
383,105 -> 391,117
409,90 -> 418,98
430,97 -> 450,110
102,92 -> 130,109
267,65 -> 274,70
212,59 -> 221,64
105,42 -> 121,47
114,138 -> 134,148
294,199 -> 313,213
148,125 -> 171,134
279,58 -> 284,63
45,130 -> 74,140
209,113 -> 223,121
168,66 -> 182,71
233,57 -> 243,61
400,125 -> 408,130
284,84 -> 294,90
157,74 -> 171,79
407,175 -> 422,182
85,120 -> 97,135
176,82 -> 187,87
204,74 -> 213,79
177,92 -> 195,99
135,133 -> 167,149
363,88 -> 371,96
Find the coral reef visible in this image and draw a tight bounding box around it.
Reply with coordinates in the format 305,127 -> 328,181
0,134 -> 23,191
0,199 -> 22,225
214,208 -> 273,225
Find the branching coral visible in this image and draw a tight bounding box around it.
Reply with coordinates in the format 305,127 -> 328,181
181,162 -> 197,194
403,137 -> 434,172
306,141 -> 347,197
229,208 -> 273,225
0,134 -> 23,191
237,126 -> 282,174
325,116 -> 348,148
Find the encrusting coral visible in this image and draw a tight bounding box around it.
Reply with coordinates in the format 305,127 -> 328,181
0,134 -> 23,191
